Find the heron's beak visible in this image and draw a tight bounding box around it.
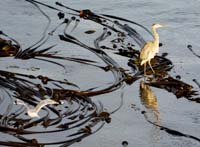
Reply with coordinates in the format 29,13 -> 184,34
161,24 -> 168,27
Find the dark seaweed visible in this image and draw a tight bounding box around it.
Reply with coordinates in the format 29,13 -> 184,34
0,0 -> 199,146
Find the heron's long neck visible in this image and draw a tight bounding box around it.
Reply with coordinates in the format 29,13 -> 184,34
152,27 -> 159,45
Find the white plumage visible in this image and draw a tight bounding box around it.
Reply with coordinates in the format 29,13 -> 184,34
15,99 -> 59,118
140,23 -> 166,76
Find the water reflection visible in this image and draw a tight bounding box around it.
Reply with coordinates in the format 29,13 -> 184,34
139,81 -> 161,143
140,81 -> 160,123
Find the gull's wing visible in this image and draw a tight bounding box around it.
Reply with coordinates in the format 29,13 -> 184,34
34,99 -> 59,114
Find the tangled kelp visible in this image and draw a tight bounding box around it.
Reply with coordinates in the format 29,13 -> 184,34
0,0 -> 200,146
0,69 -> 112,146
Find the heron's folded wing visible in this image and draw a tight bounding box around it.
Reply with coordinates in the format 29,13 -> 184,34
140,42 -> 154,61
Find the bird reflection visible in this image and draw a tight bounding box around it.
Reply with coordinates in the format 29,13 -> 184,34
140,81 -> 160,122
139,81 -> 161,142
14,99 -> 60,118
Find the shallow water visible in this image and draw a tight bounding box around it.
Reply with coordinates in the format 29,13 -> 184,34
0,0 -> 200,147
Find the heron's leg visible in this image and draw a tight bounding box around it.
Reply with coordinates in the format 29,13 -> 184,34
144,62 -> 146,77
148,60 -> 155,74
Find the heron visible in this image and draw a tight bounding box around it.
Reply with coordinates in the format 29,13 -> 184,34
140,23 -> 166,76
14,99 -> 60,118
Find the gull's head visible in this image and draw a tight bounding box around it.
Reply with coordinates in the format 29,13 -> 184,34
59,100 -> 64,105
14,100 -> 18,105
14,99 -> 28,108
14,99 -> 23,105
152,23 -> 166,29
